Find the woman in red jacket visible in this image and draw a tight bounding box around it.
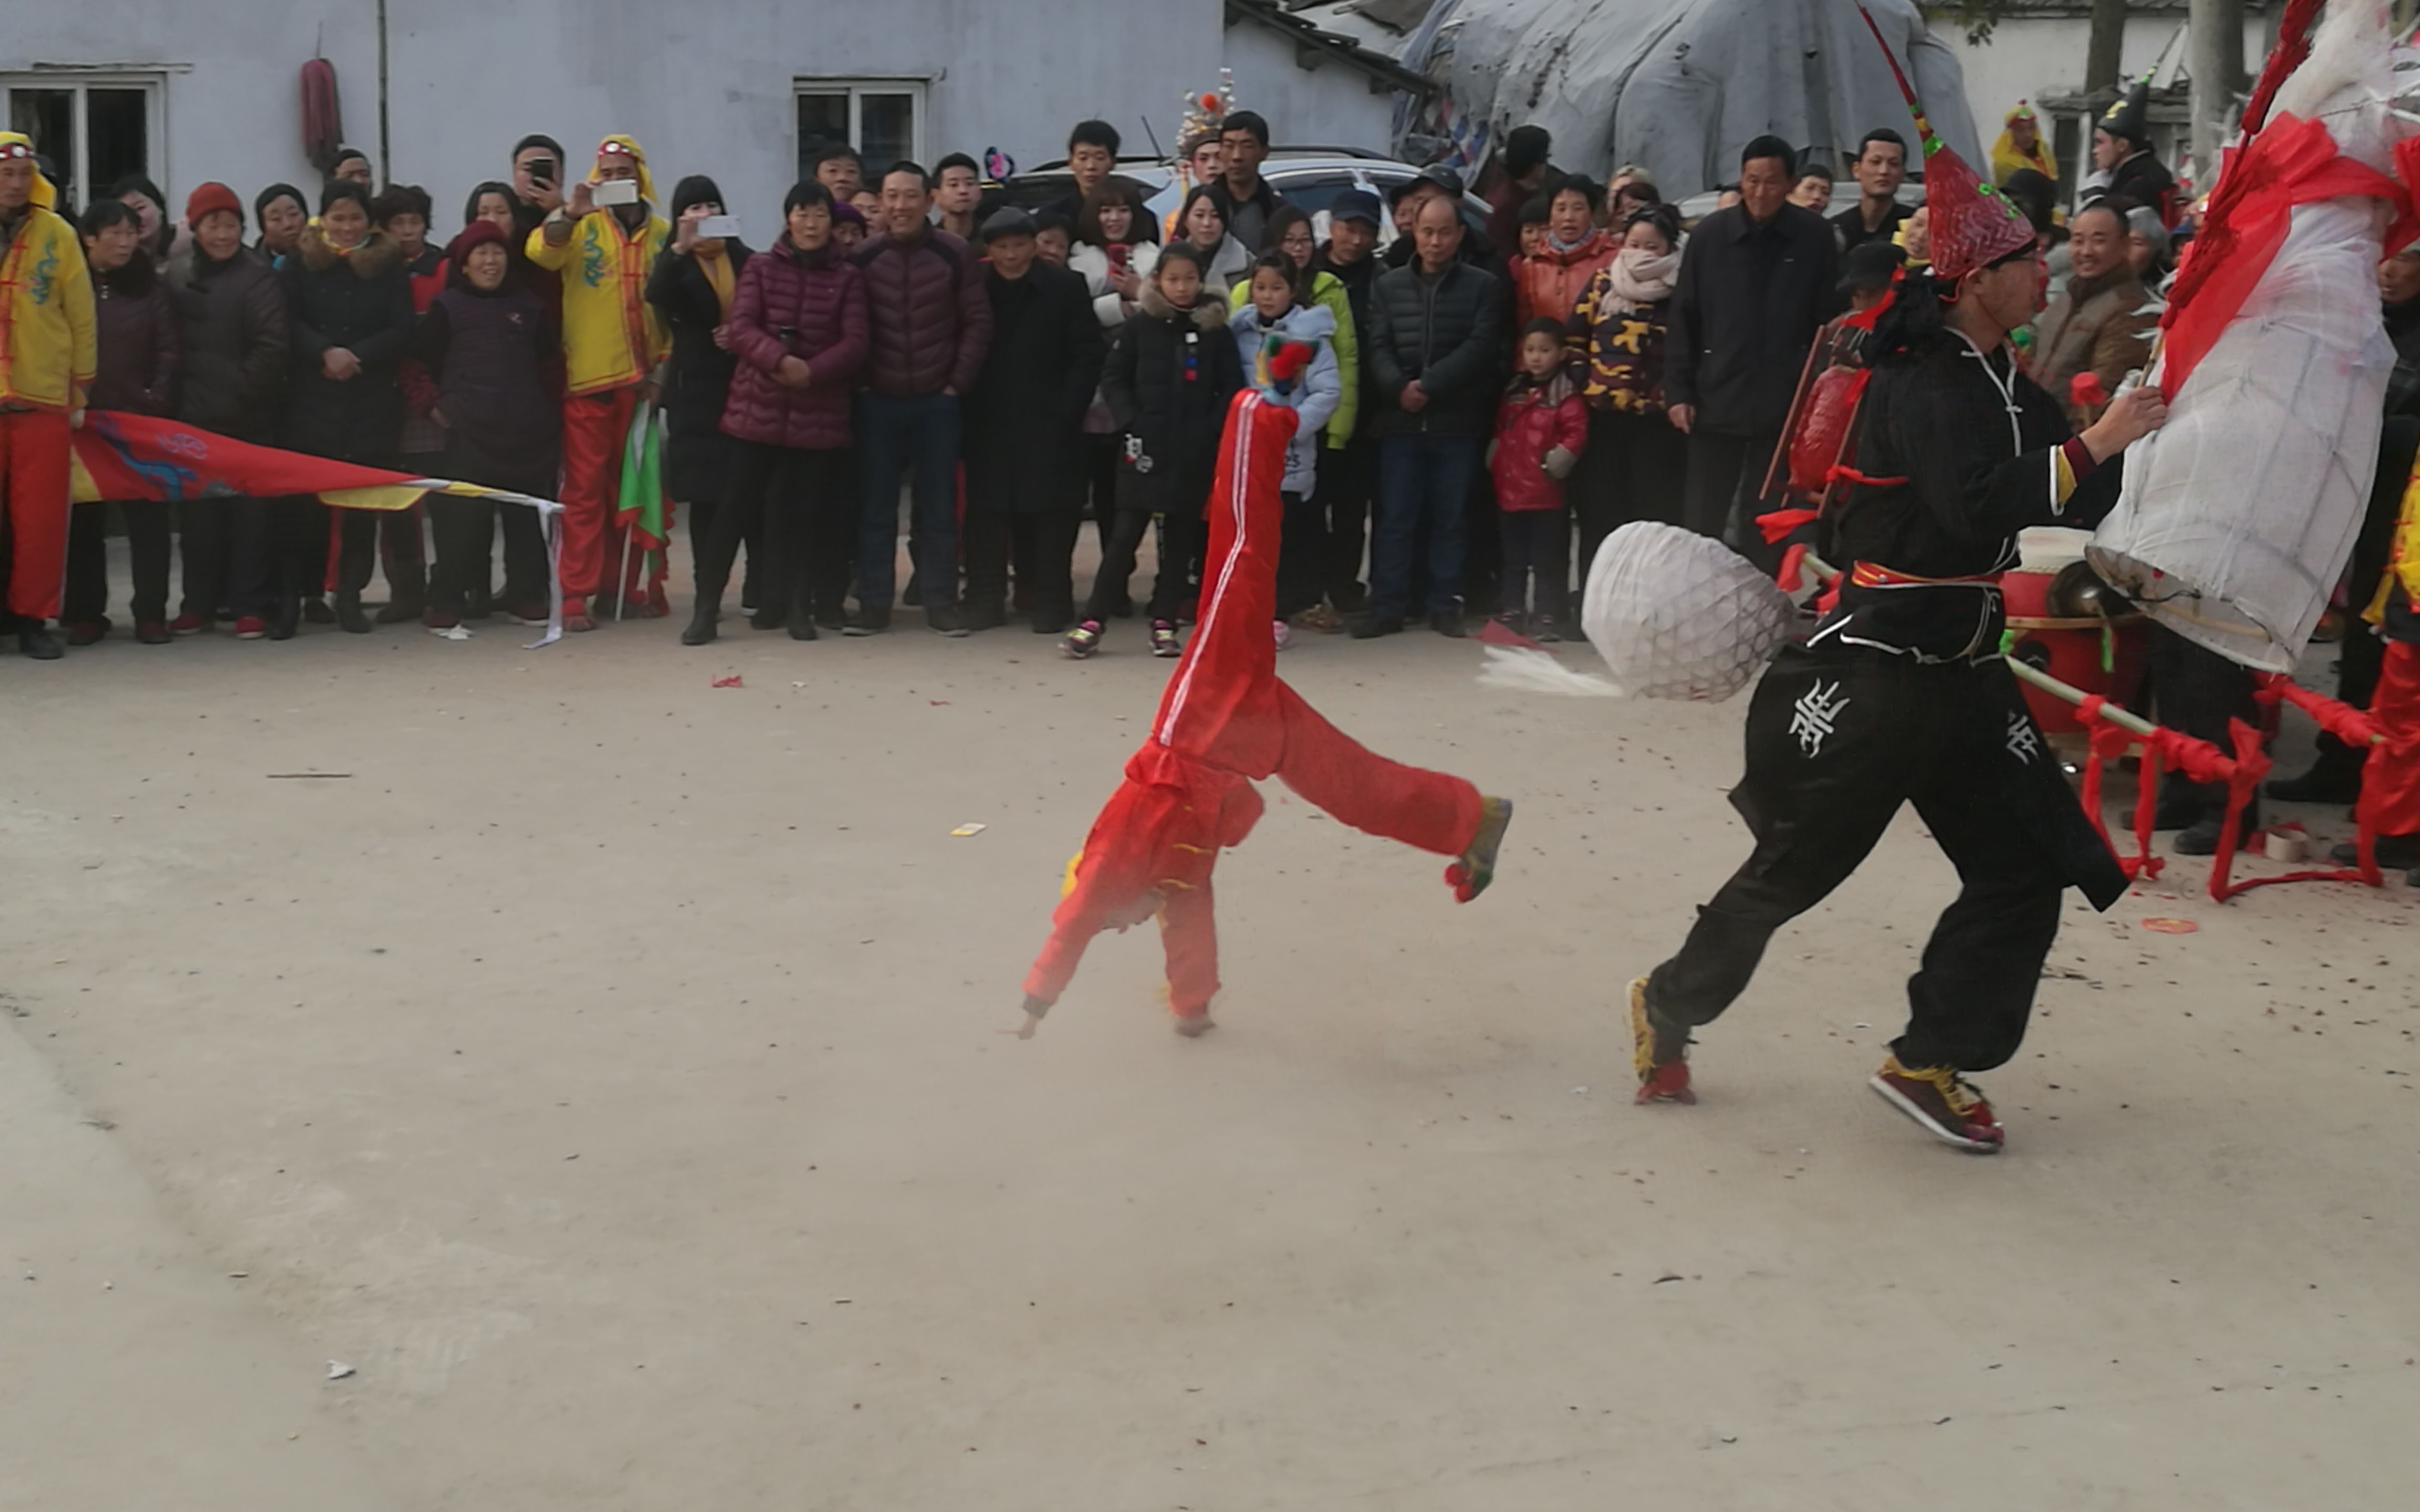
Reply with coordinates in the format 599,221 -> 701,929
684,181 -> 870,644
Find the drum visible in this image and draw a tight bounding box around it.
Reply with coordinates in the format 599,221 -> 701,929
2005,529 -> 2150,738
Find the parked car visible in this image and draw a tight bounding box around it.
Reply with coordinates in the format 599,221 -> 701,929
996,149 -> 1493,250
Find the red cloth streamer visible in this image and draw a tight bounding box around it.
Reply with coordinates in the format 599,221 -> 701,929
72,410 -> 437,506
2076,695 -> 2164,882
1756,507 -> 1820,545
2240,0 -> 2327,138
2159,113 -> 2405,402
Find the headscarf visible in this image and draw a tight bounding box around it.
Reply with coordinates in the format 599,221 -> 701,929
1990,101 -> 2058,187
0,132 -> 59,212
595,134 -> 656,206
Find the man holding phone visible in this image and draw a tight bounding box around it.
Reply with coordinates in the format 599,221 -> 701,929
528,133 -> 672,631
510,134 -> 567,240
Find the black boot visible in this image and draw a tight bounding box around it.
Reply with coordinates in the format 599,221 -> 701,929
681,604 -> 719,646
334,592 -> 372,634
269,596 -> 301,640
2174,804 -> 2260,857
18,623 -> 63,660
2268,742 -> 2365,806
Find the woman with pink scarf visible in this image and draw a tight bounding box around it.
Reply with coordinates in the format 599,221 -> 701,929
1565,203 -> 1688,568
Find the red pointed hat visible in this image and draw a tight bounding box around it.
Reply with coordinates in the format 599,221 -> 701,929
1857,6 -> 2035,285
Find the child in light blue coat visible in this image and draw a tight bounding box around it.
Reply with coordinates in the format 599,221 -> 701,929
1230,252 -> 1341,641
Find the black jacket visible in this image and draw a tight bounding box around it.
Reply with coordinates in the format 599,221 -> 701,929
1818,321 -> 2121,664
645,240 -> 755,439
1364,259 -> 1506,439
167,246 -> 288,442
280,226 -> 414,461
1831,200 -> 1910,255
965,261 -> 1104,512
1314,246 -> 1382,435
1099,282 -> 1242,516
90,259 -> 180,416
1205,175 -> 1285,255
1666,202 -> 1841,436
419,280 -> 561,495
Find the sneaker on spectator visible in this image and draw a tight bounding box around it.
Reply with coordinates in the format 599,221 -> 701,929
64,617 -> 109,646
1062,620 -> 1103,658
232,615 -> 269,640
1431,609 -> 1467,639
1150,619 -> 1181,657
423,606 -> 462,631
135,620 -> 171,645
927,605 -> 970,638
504,599 -> 550,626
1531,614 -> 1565,644
168,612 -> 210,636
1349,614 -> 1404,640
843,606 -> 891,637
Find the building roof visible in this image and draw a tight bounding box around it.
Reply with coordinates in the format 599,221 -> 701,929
1226,0 -> 1436,95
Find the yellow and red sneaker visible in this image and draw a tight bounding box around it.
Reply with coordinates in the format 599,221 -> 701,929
1869,1055 -> 2004,1152
1629,977 -> 1694,1105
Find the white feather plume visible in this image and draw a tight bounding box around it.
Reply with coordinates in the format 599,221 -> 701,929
1476,644 -> 1625,698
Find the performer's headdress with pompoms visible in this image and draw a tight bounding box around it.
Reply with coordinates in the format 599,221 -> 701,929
1856,5 -> 2035,287
1178,70 -> 1236,159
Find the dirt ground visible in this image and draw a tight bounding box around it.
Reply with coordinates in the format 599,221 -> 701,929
4,583 -> 2416,1510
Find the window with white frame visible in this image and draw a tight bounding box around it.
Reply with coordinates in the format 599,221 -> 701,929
3,72 -> 165,210
795,79 -> 926,180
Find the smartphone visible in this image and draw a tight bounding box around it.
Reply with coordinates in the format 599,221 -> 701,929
526,156 -> 557,190
594,178 -> 640,207
695,214 -> 742,240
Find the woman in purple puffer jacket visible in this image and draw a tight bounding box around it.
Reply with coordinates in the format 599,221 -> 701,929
684,180 -> 870,645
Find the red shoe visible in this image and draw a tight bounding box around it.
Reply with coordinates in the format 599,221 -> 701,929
135,619 -> 171,645
503,600 -> 551,626
64,617 -> 109,646
1629,977 -> 1695,1105
232,615 -> 269,640
561,597 -> 597,633
1869,1055 -> 2005,1152
423,606 -> 462,630
168,612 -> 209,636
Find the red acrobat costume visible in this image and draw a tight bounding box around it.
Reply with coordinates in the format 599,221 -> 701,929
1023,389 -> 1495,1025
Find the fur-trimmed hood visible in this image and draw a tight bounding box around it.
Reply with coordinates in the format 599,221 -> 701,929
1137,278 -> 1229,329
298,224 -> 401,278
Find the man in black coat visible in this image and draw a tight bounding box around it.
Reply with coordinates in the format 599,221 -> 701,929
1355,194 -> 1505,639
1311,188 -> 1386,611
962,209 -> 1105,634
1666,134 -> 1841,549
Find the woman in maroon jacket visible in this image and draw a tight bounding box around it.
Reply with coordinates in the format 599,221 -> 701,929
62,200 -> 181,645
683,181 -> 870,645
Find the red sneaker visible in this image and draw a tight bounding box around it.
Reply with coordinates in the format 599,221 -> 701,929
64,617 -> 109,646
232,615 -> 269,640
423,606 -> 461,630
1629,978 -> 1695,1105
503,600 -> 551,626
168,612 -> 210,636
135,620 -> 171,645
1869,1056 -> 2005,1152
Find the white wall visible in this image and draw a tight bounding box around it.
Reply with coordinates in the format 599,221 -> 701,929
1944,12 -> 2271,150
6,0 -> 1219,235
1221,21 -> 1399,153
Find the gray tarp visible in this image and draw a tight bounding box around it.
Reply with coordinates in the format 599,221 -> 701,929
1411,0 -> 1984,194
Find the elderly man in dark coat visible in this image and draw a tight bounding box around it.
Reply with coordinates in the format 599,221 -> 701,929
962,208 -> 1105,635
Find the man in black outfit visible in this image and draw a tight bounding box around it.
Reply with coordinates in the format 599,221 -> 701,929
1207,110 -> 1284,255
1831,128 -> 1909,253
1311,188 -> 1386,611
961,209 -> 1103,634
1666,135 -> 1840,550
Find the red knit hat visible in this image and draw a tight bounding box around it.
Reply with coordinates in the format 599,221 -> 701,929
184,181 -> 244,228
1857,6 -> 2034,286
